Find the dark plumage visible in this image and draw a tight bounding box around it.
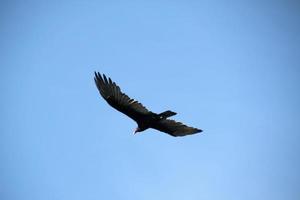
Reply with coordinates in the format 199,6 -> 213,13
94,72 -> 202,137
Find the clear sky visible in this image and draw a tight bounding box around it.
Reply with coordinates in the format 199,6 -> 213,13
1,1 -> 300,200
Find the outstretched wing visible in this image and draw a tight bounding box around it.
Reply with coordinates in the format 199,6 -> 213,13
151,119 -> 202,137
94,72 -> 151,122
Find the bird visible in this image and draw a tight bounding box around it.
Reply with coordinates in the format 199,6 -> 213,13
94,72 -> 202,137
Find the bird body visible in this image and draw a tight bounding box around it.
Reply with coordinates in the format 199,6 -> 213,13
134,110 -> 176,133
94,72 -> 202,137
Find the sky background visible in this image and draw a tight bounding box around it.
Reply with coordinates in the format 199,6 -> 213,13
1,1 -> 300,200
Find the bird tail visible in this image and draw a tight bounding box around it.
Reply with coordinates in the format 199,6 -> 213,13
158,110 -> 177,118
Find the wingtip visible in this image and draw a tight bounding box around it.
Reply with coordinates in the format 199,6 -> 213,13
95,72 -> 106,81
94,71 -> 100,78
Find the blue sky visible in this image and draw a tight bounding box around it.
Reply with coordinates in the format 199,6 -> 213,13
1,1 -> 300,200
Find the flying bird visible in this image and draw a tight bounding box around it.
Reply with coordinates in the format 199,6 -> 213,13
94,72 -> 202,137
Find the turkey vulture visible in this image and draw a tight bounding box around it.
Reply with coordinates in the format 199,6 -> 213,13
94,72 -> 202,137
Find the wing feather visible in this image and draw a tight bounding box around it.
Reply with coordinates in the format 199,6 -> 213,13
151,119 -> 202,137
94,72 -> 151,122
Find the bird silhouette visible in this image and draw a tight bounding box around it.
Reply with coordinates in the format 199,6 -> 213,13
94,72 -> 202,137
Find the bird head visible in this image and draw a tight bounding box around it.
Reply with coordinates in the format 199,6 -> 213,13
134,127 -> 141,134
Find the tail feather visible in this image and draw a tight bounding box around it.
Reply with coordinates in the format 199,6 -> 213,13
158,110 -> 177,118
